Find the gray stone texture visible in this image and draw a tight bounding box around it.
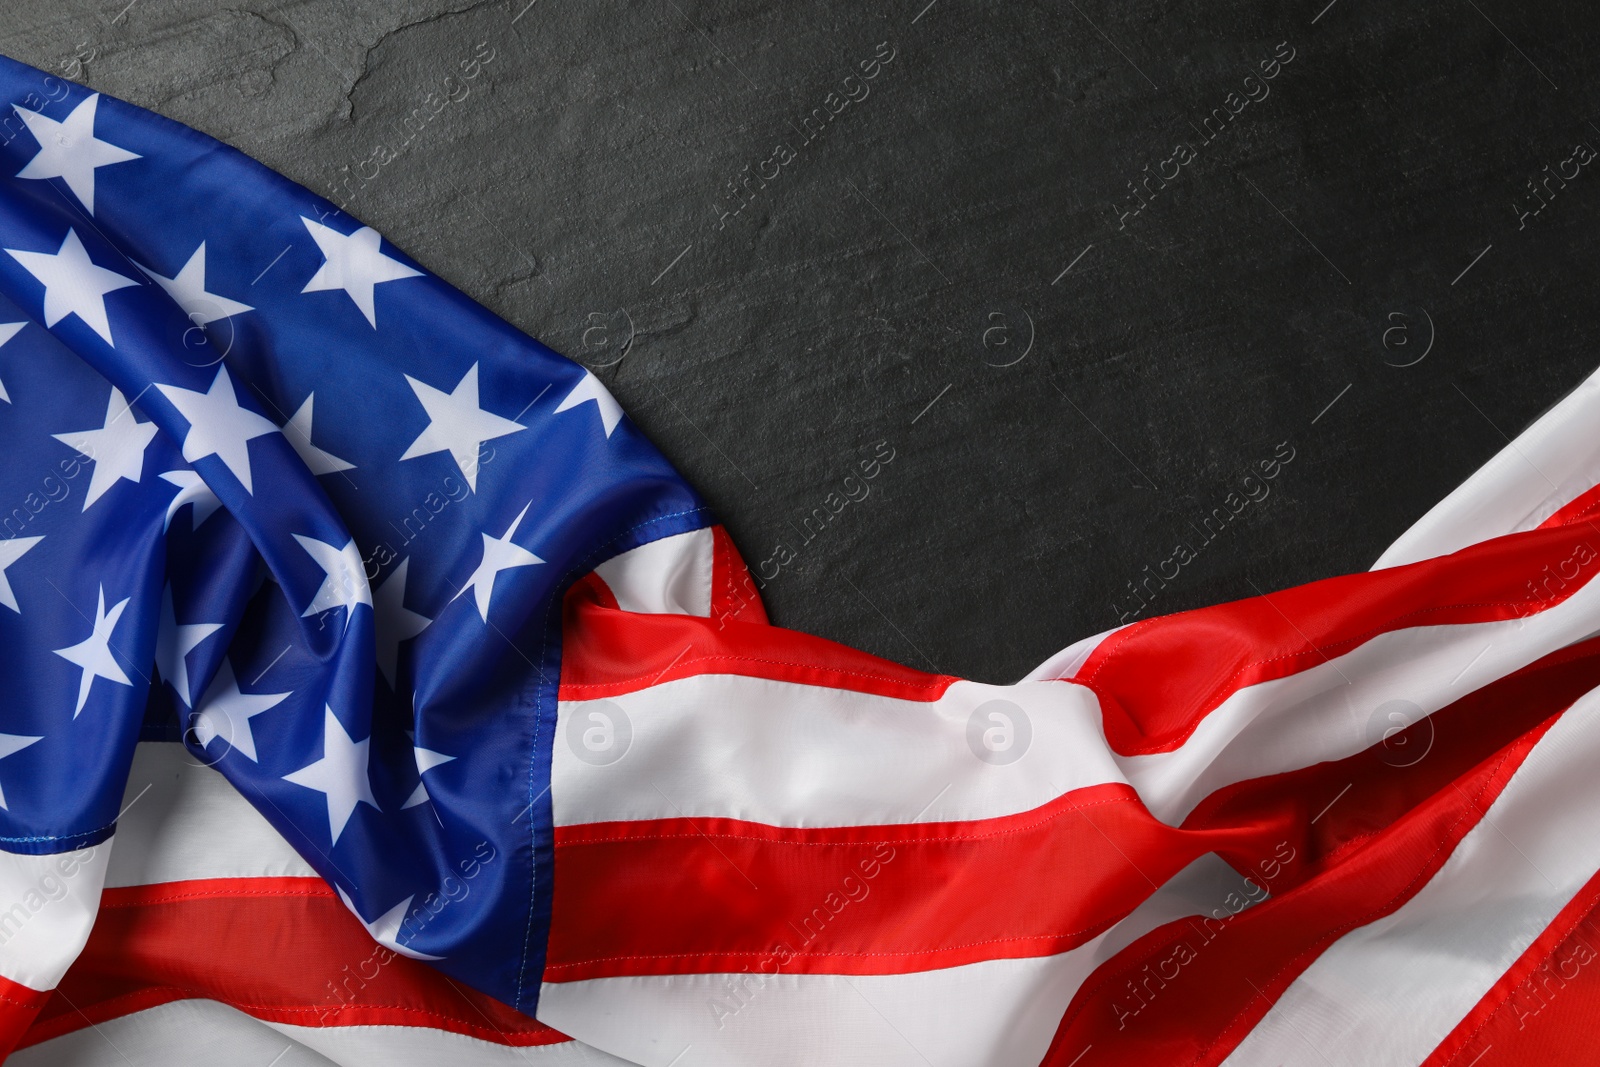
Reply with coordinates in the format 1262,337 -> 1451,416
4,0 -> 1594,680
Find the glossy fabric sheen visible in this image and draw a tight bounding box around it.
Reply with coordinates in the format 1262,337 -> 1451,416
0,55 -> 707,1015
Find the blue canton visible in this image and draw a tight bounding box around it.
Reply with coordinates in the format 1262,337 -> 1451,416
0,55 -> 709,1012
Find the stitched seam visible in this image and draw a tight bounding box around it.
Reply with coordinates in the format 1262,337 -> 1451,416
98,886 -> 331,907
1549,497 -> 1600,527
0,824 -> 112,845
557,794 -> 1135,847
1431,881 -> 1600,1063
560,655 -> 948,692
546,931 -> 1107,970
0,993 -> 45,1007
69,987 -> 539,1035
514,505 -> 712,1010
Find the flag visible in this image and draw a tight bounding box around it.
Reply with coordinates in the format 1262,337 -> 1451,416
2,52 -> 1600,1067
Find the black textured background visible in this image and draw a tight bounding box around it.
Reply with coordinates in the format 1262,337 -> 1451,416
7,0 -> 1595,682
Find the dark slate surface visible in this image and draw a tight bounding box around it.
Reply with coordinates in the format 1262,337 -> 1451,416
5,0 -> 1596,682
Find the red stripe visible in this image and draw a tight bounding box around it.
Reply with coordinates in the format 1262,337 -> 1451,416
710,524 -> 768,626
1421,866 -> 1600,1066
1183,633 -> 1600,846
1038,716 -> 1550,1065
0,972 -> 50,1060
550,624 -> 1600,994
23,877 -> 568,1050
572,570 -> 618,611
558,579 -> 955,701
1072,519 -> 1600,755
1538,481 -> 1600,531
1038,637 -> 1600,1063
547,784 -> 1278,982
1035,634 -> 1600,1064
548,786 -> 1207,980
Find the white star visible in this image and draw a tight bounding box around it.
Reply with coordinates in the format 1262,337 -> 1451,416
282,394 -> 354,476
5,229 -> 137,346
401,744 -> 456,809
283,706 -> 380,846
0,321 -> 25,403
373,557 -> 430,689
0,535 -> 42,613
190,659 -> 289,763
52,386 -> 159,511
156,365 -> 279,493
53,584 -> 131,717
159,470 -> 223,532
294,534 -> 371,625
400,363 -> 523,492
452,503 -> 543,622
300,217 -> 421,328
0,733 -> 42,810
554,371 -> 625,438
336,887 -> 442,960
137,242 -> 253,326
13,94 -> 140,214
154,584 -> 222,707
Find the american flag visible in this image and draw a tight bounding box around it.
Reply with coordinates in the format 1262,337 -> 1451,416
1,51 -> 1599,1067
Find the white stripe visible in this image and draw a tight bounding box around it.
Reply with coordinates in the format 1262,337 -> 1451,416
1123,574 -> 1600,824
1220,686 -> 1600,1066
278,1014 -> 632,1066
9,997 -> 634,1066
106,741 -> 315,887
557,555 -> 1600,830
539,854 -> 1262,1067
593,528 -> 713,616
554,676 -> 1115,827
0,841 -> 107,991
1020,624 -> 1124,683
1377,363 -> 1600,569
